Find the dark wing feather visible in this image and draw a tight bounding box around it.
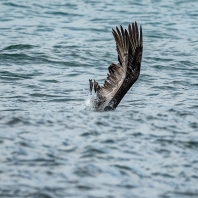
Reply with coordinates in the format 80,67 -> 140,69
127,22 -> 143,77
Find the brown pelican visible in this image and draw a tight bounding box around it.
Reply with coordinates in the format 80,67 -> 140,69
89,22 -> 143,111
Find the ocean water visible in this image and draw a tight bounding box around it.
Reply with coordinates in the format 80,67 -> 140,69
0,0 -> 198,197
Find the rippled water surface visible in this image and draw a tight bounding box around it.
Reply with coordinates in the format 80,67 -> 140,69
0,0 -> 198,197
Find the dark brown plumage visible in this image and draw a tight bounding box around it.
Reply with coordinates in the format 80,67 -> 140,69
89,22 -> 143,111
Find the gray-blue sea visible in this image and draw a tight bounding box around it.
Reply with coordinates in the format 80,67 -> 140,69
0,0 -> 198,198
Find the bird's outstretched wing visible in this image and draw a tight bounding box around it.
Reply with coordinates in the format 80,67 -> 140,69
89,22 -> 143,109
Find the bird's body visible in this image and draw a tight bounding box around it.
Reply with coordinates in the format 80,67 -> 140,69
89,22 -> 143,111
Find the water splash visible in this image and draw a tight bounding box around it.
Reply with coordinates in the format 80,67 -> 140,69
84,94 -> 97,111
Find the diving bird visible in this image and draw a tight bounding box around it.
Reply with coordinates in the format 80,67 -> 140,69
89,22 -> 143,111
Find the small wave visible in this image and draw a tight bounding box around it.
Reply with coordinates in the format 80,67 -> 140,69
2,44 -> 35,51
3,2 -> 29,8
